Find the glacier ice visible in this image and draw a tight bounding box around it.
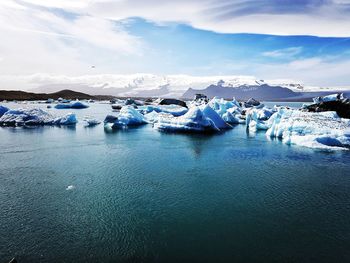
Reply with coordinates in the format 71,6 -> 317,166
0,105 -> 9,117
154,107 -> 220,133
0,108 -> 77,126
55,101 -> 89,109
312,93 -> 343,104
104,106 -> 148,129
54,113 -> 78,125
202,105 -> 232,129
266,109 -> 350,150
206,97 -> 244,125
141,105 -> 188,117
83,117 -> 101,127
0,108 -> 57,126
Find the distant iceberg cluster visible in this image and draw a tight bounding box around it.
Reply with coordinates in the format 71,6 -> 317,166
1,92 -> 349,150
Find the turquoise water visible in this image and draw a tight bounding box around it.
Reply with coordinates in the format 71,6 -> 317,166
1,102 -> 350,262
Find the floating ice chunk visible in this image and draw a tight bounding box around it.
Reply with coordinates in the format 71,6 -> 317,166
144,111 -> 173,123
202,105 -> 232,129
246,108 -> 270,132
154,107 -> 219,133
266,109 -> 350,150
313,93 -> 343,104
117,106 -> 148,126
83,117 -> 101,127
0,108 -> 57,126
0,105 -> 9,117
104,106 -> 148,129
141,105 -> 188,117
222,111 -> 241,124
54,113 -> 77,125
55,101 -> 89,109
66,185 -> 75,190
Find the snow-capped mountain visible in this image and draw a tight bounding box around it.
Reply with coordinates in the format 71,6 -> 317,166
3,73 -> 346,98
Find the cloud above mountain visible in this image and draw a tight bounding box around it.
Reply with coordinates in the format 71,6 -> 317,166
0,0 -> 349,91
17,0 -> 350,36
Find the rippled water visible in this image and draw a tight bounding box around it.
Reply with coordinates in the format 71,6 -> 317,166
1,102 -> 350,262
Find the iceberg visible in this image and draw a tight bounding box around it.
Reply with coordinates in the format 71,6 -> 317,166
83,117 -> 101,127
104,106 -> 148,129
54,113 -> 78,125
0,108 -> 57,126
0,108 -> 77,126
313,93 -> 343,104
154,107 -> 219,133
245,108 -> 270,132
0,105 -> 9,117
144,111 -> 173,123
55,101 -> 89,109
202,105 -> 232,129
266,109 -> 350,150
141,105 -> 188,117
206,97 -> 244,125
118,106 -> 148,126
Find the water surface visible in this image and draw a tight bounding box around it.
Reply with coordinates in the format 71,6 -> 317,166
0,102 -> 350,262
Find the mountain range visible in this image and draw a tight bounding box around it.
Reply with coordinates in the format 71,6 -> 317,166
8,74 -> 348,101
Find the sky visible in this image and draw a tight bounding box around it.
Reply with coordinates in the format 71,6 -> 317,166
0,0 -> 350,91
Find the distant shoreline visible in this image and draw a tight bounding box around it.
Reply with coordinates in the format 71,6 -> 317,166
0,89 -> 317,102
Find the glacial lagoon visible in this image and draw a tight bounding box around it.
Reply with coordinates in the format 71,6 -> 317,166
1,102 -> 350,262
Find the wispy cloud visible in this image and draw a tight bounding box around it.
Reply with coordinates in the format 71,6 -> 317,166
16,0 -> 350,37
262,47 -> 303,58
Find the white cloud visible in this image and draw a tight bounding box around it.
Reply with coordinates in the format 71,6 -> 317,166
0,0 -> 143,75
262,47 -> 303,58
17,0 -> 350,37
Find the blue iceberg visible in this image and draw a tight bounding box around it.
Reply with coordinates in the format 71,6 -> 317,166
202,105 -> 232,129
55,101 -> 89,109
54,113 -> 78,125
0,108 -> 77,126
0,105 -> 9,117
154,107 -> 219,133
266,109 -> 350,150
104,106 -> 148,129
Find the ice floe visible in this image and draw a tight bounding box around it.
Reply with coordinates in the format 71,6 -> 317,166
154,106 -> 219,133
0,105 -> 9,117
55,101 -> 89,109
266,109 -> 350,150
83,117 -> 101,127
0,108 -> 77,126
140,105 -> 188,117
104,106 -> 148,129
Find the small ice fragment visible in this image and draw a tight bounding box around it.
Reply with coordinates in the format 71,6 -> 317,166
66,185 -> 75,191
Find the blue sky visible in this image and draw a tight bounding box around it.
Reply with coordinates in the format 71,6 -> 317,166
0,0 -> 350,89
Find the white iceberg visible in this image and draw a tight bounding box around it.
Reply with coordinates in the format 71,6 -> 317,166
141,105 -> 188,117
0,108 -> 56,126
154,106 -> 219,133
312,93 -> 344,104
83,117 -> 101,127
104,106 -> 148,129
0,108 -> 77,126
202,105 -> 232,129
144,111 -> 173,123
266,109 -> 350,150
55,101 -> 89,109
54,113 -> 78,125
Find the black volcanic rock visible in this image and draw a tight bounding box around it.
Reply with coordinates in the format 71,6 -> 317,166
306,99 -> 350,119
159,98 -> 187,108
